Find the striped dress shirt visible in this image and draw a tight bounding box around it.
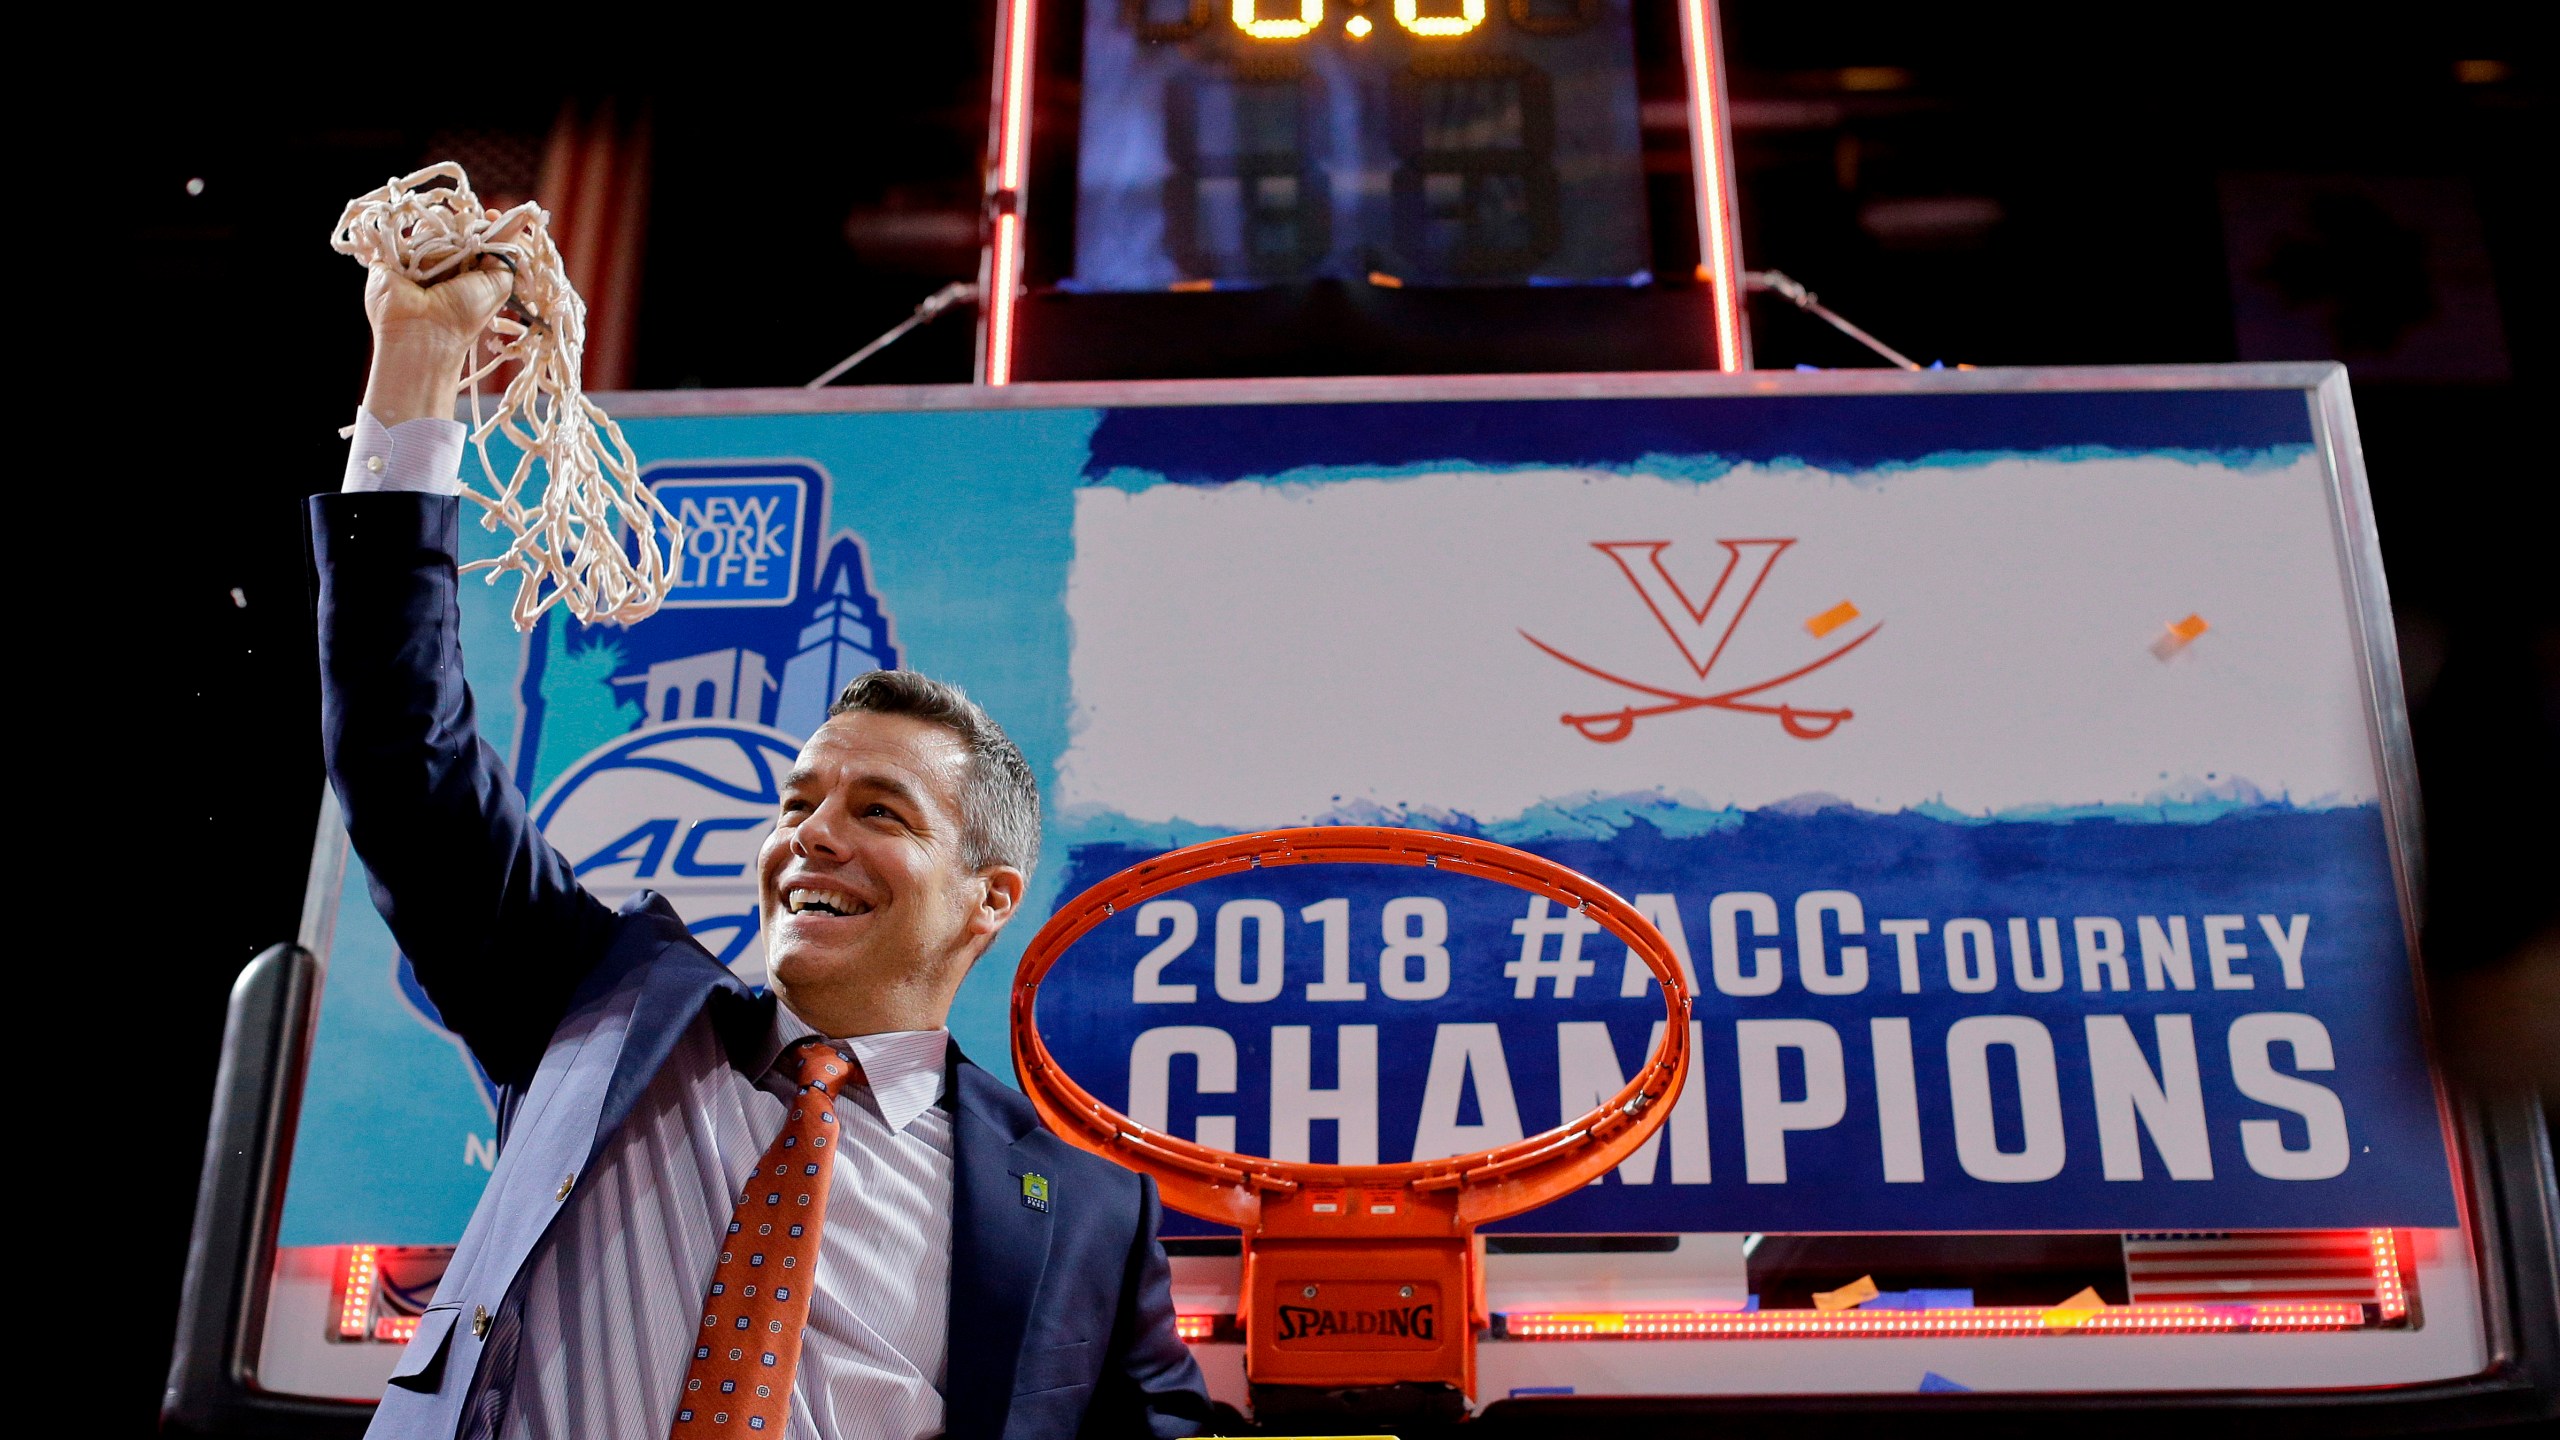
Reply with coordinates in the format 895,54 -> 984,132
496,1008 -> 955,1440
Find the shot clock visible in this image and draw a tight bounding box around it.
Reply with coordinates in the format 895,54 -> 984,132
1073,1 -> 1650,289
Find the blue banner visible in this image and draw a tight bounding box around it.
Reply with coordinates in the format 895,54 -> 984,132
1040,807 -> 2454,1233
278,375 -> 2457,1244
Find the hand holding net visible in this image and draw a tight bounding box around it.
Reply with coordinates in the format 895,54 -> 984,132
331,163 -> 679,629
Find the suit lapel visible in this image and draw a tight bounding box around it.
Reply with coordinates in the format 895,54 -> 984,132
583,895 -> 763,1170
944,1058 -> 1053,1440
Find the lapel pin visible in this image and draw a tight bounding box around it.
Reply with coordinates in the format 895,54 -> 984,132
1020,1172 -> 1051,1213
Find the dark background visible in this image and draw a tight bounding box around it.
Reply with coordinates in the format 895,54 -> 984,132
103,3 -> 2546,1432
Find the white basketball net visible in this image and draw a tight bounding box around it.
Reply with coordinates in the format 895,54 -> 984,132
331,162 -> 679,629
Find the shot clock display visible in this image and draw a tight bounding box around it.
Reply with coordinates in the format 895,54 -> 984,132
1073,1 -> 1649,290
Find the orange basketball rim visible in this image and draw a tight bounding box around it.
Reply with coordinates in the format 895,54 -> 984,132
1012,826 -> 1693,1401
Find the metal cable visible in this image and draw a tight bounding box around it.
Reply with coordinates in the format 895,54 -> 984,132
805,282 -> 980,388
1745,269 -> 1925,371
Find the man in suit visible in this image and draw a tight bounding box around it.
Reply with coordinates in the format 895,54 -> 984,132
319,257 -> 1211,1439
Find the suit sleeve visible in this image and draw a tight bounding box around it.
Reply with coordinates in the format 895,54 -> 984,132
311,491 -> 617,1086
1084,1174 -> 1213,1440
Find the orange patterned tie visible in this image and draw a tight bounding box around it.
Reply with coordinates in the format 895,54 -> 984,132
672,1038 -> 858,1435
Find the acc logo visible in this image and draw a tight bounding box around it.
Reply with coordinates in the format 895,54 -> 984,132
1522,538 -> 1881,743
531,722 -> 801,985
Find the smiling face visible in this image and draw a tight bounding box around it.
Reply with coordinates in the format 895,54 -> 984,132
755,710 -> 1025,1037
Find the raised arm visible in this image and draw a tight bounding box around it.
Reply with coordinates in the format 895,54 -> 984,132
312,260 -> 615,1087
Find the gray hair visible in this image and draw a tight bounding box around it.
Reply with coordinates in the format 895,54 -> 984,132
827,669 -> 1040,877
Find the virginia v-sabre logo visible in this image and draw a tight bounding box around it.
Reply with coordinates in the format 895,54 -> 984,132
1274,1303 -> 1437,1343
1522,537 -> 1882,742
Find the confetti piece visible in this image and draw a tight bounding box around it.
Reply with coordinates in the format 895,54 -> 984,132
1367,270 -> 1404,289
2151,613 -> 2210,661
1863,1288 -> 1974,1310
1812,1275 -> 1881,1311
1806,600 -> 1861,639
1917,1372 -> 1974,1394
2041,1286 -> 2108,1328
229,587 -> 248,608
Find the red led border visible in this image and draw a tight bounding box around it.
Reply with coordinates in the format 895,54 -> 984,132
2374,1228 -> 2409,1321
1171,1230 -> 2410,1343
1169,1301 -> 2371,1343
1677,0 -> 1749,370
1496,1301 -> 2371,1340
981,0 -> 1755,380
336,1244 -> 380,1340
979,0 -> 1038,385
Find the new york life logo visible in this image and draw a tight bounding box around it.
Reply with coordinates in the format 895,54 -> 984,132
1522,538 -> 1881,742
659,471 -> 807,607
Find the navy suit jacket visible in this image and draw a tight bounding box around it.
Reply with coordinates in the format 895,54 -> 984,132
311,492 -> 1209,1440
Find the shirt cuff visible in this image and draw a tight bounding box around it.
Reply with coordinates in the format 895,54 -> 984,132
341,408 -> 466,495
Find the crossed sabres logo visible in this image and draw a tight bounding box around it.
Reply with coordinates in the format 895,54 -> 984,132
1521,539 -> 1882,743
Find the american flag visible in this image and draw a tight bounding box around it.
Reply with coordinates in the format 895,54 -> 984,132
2121,1231 -> 2395,1306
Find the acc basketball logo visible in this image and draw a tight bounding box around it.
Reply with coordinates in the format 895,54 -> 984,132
531,724 -> 805,986
1522,538 -> 1881,742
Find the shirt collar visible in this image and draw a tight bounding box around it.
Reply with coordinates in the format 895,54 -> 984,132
767,1003 -> 949,1135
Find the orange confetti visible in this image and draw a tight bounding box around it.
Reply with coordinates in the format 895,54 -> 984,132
1806,600 -> 1862,639
1813,1275 -> 1881,1311
1366,270 -> 1405,289
2152,613 -> 2211,661
2041,1286 -> 2108,1329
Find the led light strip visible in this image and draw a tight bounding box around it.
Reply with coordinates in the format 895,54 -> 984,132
1176,1228 -> 2408,1345
1497,1301 -> 2371,1340
985,212 -> 1024,386
375,1314 -> 423,1343
1677,0 -> 1749,370
2373,1228 -> 2408,1321
337,1245 -> 380,1340
1168,1300 -> 2370,1345
981,0 -> 1040,386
